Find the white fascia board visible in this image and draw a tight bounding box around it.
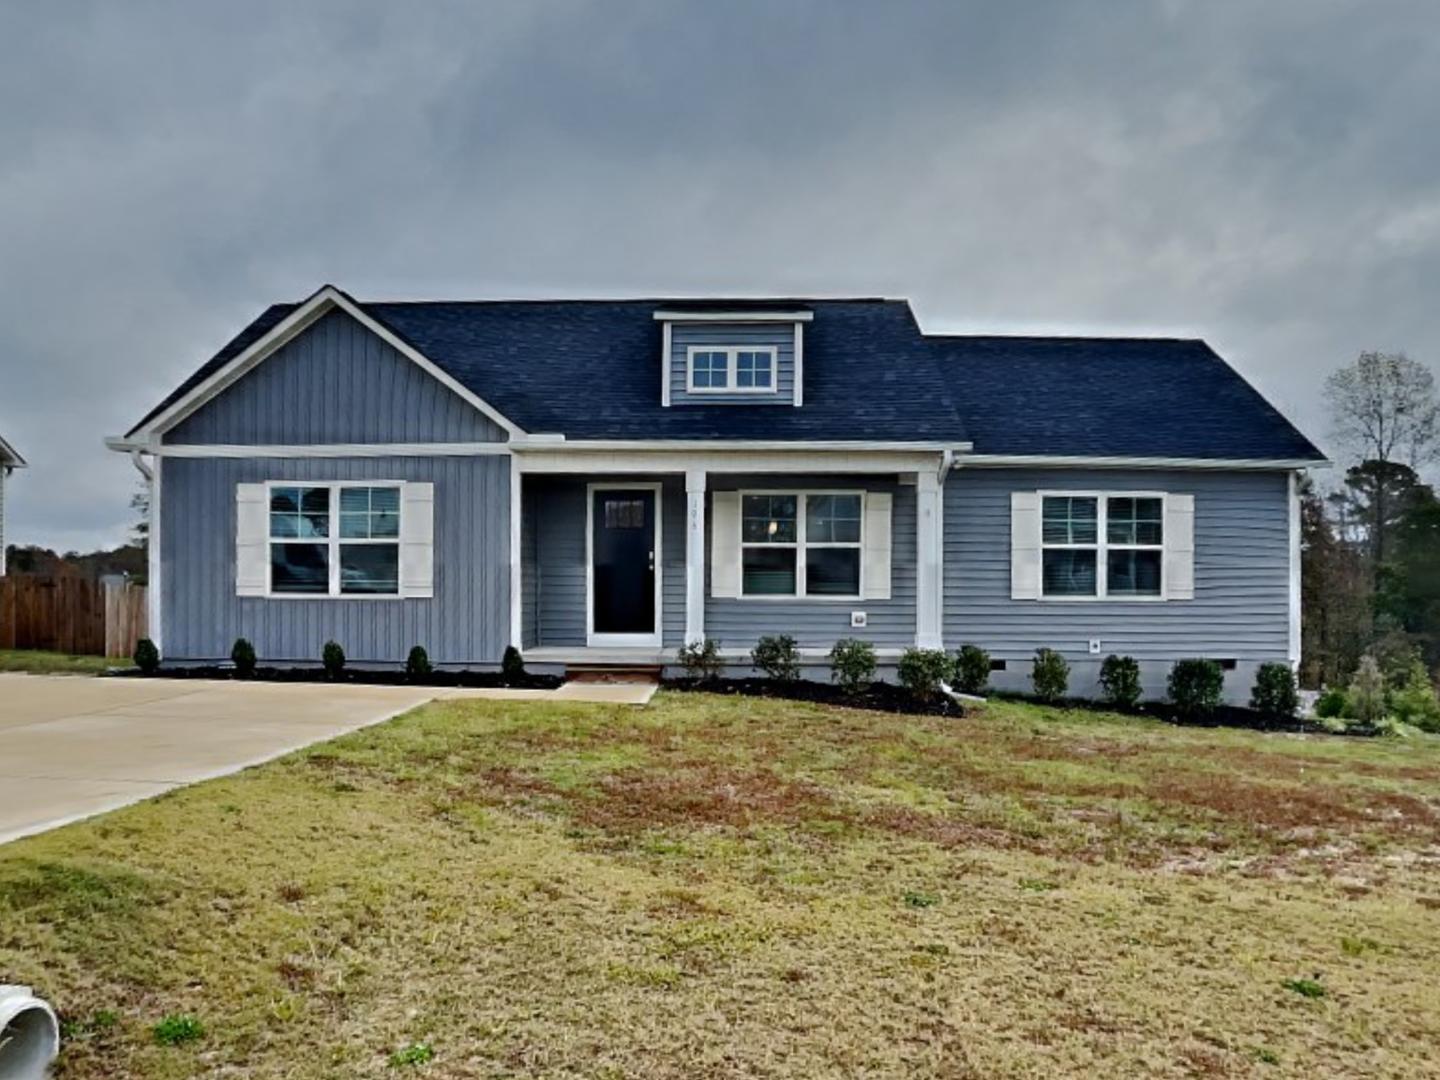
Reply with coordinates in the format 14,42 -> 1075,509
515,449 -> 949,475
652,310 -> 814,322
129,285 -> 525,440
957,454 -> 1330,471
511,439 -> 971,452
131,441 -> 511,459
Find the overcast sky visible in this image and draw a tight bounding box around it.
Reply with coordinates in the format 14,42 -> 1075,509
2,0 -> 1437,551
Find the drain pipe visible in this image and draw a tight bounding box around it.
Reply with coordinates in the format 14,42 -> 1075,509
0,985 -> 60,1078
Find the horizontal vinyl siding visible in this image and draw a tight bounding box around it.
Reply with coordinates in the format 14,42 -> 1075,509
168,309 -> 506,445
669,324 -> 796,406
943,468 -> 1290,661
521,488 -> 539,649
705,474 -> 916,650
531,475 -> 685,647
162,455 -> 510,664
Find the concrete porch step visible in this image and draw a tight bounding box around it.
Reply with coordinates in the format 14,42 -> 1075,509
564,664 -> 663,685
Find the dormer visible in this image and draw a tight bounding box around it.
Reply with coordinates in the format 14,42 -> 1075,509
655,308 -> 813,407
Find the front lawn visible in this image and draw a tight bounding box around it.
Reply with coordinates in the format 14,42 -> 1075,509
0,649 -> 113,675
3,693 -> 1439,1077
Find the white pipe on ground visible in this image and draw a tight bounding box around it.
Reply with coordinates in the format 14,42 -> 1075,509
0,985 -> 59,1079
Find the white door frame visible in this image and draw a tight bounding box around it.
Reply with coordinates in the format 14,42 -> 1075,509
586,481 -> 663,647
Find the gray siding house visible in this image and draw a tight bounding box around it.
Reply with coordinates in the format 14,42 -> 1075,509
108,286 -> 1326,701
0,433 -> 24,576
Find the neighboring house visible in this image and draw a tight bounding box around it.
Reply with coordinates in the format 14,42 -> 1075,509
107,285 -> 1326,701
0,432 -> 25,576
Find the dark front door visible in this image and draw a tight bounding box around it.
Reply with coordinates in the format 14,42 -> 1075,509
592,488 -> 657,637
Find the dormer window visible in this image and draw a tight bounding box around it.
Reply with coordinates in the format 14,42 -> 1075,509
686,346 -> 777,394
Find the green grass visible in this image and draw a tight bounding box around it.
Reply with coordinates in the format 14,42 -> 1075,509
3,692 -> 1440,1077
0,649 -> 113,675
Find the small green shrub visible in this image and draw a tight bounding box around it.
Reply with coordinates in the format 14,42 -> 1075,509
1348,655 -> 1386,726
902,890 -> 939,908
321,640 -> 345,680
1314,686 -> 1348,719
751,634 -> 801,681
1281,977 -> 1326,1000
406,645 -> 431,679
897,647 -> 954,700
1098,654 -> 1142,710
501,645 -> 526,683
390,1041 -> 435,1066
133,638 -> 160,675
230,637 -> 256,678
152,1013 -> 204,1045
1250,662 -> 1299,719
953,644 -> 991,695
1167,659 -> 1224,721
829,638 -> 877,694
678,638 -> 724,681
1031,648 -> 1069,703
1387,655 -> 1440,732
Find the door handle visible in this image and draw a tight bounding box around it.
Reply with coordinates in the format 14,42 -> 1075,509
648,550 -> 655,571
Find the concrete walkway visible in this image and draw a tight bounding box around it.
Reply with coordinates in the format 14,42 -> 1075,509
0,673 -> 654,845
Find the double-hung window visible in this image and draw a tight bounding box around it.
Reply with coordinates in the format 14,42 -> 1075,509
1040,493 -> 1164,598
687,346 -> 776,393
741,491 -> 863,597
268,483 -> 401,596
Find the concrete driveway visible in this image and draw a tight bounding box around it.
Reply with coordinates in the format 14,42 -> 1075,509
0,675 -> 469,845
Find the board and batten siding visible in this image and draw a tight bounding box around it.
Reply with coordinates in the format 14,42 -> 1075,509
668,324 -> 797,406
705,474 -> 916,650
162,455 -> 510,665
167,309 -> 508,445
943,467 -> 1291,662
527,475 -> 686,647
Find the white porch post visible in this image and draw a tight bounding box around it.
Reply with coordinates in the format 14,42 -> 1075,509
915,469 -> 943,648
685,468 -> 706,645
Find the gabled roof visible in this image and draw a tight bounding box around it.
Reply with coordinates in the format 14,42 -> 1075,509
0,432 -> 25,468
125,287 -> 1326,462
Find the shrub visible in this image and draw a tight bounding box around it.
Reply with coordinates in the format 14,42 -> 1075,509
230,637 -> 256,678
1386,655 -> 1440,733
898,647 -> 954,700
501,645 -> 526,683
751,634 -> 801,681
1031,648 -> 1069,703
406,645 -> 432,679
390,1042 -> 435,1067
1167,659 -> 1224,721
1314,686 -> 1349,719
152,1013 -> 204,1046
954,644 -> 991,695
1250,661 -> 1299,719
1348,655 -> 1386,726
829,638 -> 877,694
1098,654 -> 1142,710
322,640 -> 345,680
133,638 -> 160,675
678,638 -> 724,681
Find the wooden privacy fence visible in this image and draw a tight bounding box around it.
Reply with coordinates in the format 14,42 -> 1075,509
0,577 -> 148,658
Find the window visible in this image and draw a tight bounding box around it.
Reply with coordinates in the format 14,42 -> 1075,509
268,483 -> 402,596
741,491 -> 862,597
686,346 -> 778,393
1040,493 -> 1165,599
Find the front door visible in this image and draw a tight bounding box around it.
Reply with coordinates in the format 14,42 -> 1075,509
590,487 -> 658,643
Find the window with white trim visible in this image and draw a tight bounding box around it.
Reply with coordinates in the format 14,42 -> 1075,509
268,483 -> 401,596
741,491 -> 862,597
1041,494 -> 1164,598
687,346 -> 776,393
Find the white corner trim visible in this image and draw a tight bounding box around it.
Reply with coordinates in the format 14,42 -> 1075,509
958,454 -> 1329,471
149,452 -> 163,652
660,320 -> 672,408
136,442 -> 512,459
131,286 -> 525,440
1288,470 -> 1302,667
653,310 -> 814,322
793,321 -> 804,408
510,454 -> 523,650
586,481 -> 663,647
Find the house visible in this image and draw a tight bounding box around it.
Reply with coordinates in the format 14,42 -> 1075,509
106,285 -> 1326,701
0,432 -> 25,576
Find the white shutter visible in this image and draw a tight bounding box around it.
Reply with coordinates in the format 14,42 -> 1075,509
1164,493 -> 1195,600
399,482 -> 435,598
235,483 -> 268,597
1011,491 -> 1042,600
710,491 -> 741,598
861,492 -> 892,600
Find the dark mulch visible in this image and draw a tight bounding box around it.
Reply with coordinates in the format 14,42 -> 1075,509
116,665 -> 563,690
986,692 -> 1381,737
663,677 -> 965,717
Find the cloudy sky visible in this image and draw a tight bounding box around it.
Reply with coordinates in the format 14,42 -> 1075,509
2,0 -> 1437,551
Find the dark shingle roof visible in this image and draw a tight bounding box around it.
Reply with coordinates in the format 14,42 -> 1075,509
128,292 -> 1324,461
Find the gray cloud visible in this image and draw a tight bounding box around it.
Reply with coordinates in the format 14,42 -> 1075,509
2,0 -> 1437,550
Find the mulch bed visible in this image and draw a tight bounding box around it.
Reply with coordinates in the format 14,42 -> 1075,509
664,677 -> 965,717
115,666 -> 564,690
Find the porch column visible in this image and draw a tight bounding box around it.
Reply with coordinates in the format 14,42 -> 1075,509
915,469 -> 943,648
685,468 -> 706,645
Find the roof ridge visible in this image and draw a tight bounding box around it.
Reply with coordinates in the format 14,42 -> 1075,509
359,296 -> 902,307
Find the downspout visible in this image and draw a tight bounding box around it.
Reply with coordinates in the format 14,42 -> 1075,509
0,984 -> 60,1078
